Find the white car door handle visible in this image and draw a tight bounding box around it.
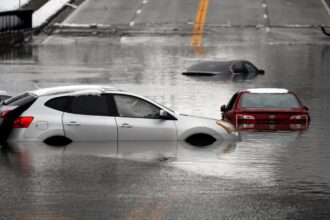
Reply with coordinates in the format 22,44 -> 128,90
66,122 -> 80,126
120,123 -> 132,128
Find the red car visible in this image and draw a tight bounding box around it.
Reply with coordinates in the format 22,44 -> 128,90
220,88 -> 310,131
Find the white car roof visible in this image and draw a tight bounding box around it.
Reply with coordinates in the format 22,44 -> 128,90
27,85 -> 176,114
246,88 -> 289,94
31,85 -> 120,97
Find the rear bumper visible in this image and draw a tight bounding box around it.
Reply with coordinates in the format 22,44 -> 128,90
236,122 -> 309,132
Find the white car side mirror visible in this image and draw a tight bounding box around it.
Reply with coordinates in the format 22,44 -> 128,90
160,110 -> 168,118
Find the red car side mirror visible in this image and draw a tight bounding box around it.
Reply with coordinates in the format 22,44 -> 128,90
220,105 -> 226,112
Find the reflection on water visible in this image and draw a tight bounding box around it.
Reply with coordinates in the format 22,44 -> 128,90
1,131 -> 330,218
0,45 -> 38,64
2,130 -> 329,198
4,140 -> 235,163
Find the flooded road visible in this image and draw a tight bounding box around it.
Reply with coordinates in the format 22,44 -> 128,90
0,33 -> 330,219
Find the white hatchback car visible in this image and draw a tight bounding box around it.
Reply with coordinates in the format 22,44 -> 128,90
0,85 -> 236,145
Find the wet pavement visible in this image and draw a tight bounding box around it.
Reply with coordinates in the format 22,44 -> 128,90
1,0 -> 330,218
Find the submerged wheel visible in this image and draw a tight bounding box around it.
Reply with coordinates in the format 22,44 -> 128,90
185,133 -> 216,147
44,136 -> 72,146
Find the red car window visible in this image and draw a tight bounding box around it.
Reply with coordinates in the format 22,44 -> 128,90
239,93 -> 301,108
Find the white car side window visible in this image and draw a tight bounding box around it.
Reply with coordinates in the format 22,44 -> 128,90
114,95 -> 160,119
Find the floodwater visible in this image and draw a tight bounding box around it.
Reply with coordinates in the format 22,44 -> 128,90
0,34 -> 330,219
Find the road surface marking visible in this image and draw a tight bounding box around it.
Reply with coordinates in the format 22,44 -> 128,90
129,0 -> 148,27
62,0 -> 92,23
321,0 -> 330,15
262,0 -> 270,31
191,0 -> 209,48
64,2 -> 78,8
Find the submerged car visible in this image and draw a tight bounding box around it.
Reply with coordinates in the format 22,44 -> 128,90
220,88 -> 310,131
0,85 -> 236,145
182,60 -> 265,81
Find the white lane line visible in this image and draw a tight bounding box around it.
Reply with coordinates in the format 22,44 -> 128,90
321,0 -> 330,15
63,0 -> 92,23
263,14 -> 268,19
262,3 -> 267,8
129,0 -> 148,27
64,2 -> 78,9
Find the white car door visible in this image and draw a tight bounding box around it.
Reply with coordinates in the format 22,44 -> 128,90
113,94 -> 177,141
62,95 -> 117,141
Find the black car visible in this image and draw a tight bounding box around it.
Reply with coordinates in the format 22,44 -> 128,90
182,60 -> 265,81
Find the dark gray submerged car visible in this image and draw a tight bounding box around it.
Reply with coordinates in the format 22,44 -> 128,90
182,60 -> 265,81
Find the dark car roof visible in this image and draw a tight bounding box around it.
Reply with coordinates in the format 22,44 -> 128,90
184,60 -> 250,75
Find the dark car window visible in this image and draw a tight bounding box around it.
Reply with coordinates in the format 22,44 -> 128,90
232,62 -> 246,73
45,96 -> 69,111
114,95 -> 161,119
243,62 -> 258,77
226,93 -> 238,111
240,93 -> 301,108
67,95 -> 110,116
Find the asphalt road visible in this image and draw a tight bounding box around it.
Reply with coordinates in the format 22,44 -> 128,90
63,0 -> 330,26
1,0 -> 330,219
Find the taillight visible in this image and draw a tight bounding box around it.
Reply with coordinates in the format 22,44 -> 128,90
236,114 -> 255,120
290,115 -> 308,120
1,110 -> 11,118
13,117 -> 34,128
236,114 -> 255,128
